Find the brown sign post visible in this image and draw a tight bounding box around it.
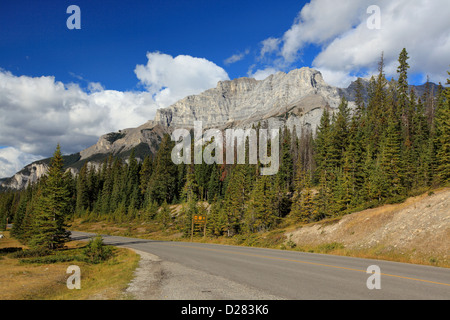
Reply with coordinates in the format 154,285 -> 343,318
191,214 -> 207,242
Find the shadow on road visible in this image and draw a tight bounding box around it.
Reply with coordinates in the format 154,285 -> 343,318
69,233 -> 166,246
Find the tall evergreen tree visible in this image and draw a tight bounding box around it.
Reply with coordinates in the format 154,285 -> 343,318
434,72 -> 450,184
147,134 -> 178,205
244,175 -> 277,233
29,145 -> 72,250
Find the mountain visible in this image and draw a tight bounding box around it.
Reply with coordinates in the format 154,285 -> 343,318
0,67 -> 437,190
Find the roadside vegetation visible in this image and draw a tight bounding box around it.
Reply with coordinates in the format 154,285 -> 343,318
0,231 -> 139,300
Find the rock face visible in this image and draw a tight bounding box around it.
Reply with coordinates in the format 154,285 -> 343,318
79,121 -> 169,161
155,67 -> 350,133
1,163 -> 48,190
77,68 -> 353,164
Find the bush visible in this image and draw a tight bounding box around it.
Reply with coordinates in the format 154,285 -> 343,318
0,247 -> 23,256
316,242 -> 344,253
20,254 -> 82,264
82,235 -> 113,264
10,247 -> 50,258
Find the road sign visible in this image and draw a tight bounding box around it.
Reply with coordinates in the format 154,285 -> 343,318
191,214 -> 207,241
193,214 -> 207,223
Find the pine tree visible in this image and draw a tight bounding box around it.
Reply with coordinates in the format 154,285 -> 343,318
244,175 -> 277,233
378,117 -> 404,198
367,52 -> 388,154
330,96 -> 351,168
434,72 -> 450,184
10,190 -> 30,240
221,164 -> 249,236
158,200 -> 173,230
314,107 -> 332,180
139,155 -> 153,195
29,145 -> 72,250
207,164 -> 221,203
147,134 -> 178,205
290,157 -> 316,222
75,162 -> 89,215
397,48 -> 411,123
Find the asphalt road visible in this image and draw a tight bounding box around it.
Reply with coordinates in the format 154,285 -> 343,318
70,231 -> 450,300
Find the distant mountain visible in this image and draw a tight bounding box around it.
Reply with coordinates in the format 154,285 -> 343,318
0,67 -> 437,190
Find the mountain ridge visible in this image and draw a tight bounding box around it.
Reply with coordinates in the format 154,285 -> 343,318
0,67 -> 438,190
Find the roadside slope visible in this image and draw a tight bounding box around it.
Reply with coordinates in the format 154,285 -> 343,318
286,188 -> 450,266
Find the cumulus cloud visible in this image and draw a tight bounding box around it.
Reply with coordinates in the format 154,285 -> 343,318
134,52 -> 229,107
0,52 -> 229,178
247,66 -> 280,81
256,0 -> 450,87
0,70 -> 155,159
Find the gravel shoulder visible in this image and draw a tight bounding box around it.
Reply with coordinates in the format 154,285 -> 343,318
125,249 -> 283,300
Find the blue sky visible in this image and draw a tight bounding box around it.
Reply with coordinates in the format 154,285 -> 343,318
0,0 -> 449,178
0,0 -> 312,91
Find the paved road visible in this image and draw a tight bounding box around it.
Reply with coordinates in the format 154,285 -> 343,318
71,231 -> 450,300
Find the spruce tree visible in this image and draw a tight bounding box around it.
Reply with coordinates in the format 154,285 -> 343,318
434,72 -> 450,184
244,175 -> 277,233
158,200 -> 173,230
29,145 -> 72,250
378,117 -> 404,198
147,134 -> 178,205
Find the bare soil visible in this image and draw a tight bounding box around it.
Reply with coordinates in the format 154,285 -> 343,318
286,188 -> 450,267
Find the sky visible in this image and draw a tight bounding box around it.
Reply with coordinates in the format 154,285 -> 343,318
0,0 -> 449,178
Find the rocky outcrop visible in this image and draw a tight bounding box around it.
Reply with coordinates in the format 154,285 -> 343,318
79,121 -> 169,161
1,162 -> 48,190
154,67 -> 350,132
80,68 -> 351,166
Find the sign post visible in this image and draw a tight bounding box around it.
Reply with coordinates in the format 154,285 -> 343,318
191,214 -> 207,241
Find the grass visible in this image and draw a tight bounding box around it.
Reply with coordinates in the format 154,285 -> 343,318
0,231 -> 140,300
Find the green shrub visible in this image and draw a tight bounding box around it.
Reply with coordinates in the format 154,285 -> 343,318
20,255 -> 82,264
316,242 -> 344,253
10,247 -> 50,258
0,247 -> 23,256
82,235 -> 113,264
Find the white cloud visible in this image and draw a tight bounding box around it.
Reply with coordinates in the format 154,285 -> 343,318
225,49 -> 250,65
280,0 -> 366,63
259,38 -> 280,59
257,0 -> 450,87
135,52 -> 229,107
0,70 -> 155,159
87,82 -> 104,93
0,52 -> 230,178
247,67 -> 280,81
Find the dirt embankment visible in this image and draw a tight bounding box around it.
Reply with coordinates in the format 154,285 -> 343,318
286,188 -> 450,266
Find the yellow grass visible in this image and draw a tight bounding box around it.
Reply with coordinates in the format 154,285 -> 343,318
0,231 -> 140,300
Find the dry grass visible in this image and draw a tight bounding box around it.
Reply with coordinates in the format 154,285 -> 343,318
0,231 -> 140,300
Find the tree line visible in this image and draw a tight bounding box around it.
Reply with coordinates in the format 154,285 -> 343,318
1,49 -> 449,249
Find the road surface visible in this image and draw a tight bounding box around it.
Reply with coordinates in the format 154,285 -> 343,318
71,231 -> 450,300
